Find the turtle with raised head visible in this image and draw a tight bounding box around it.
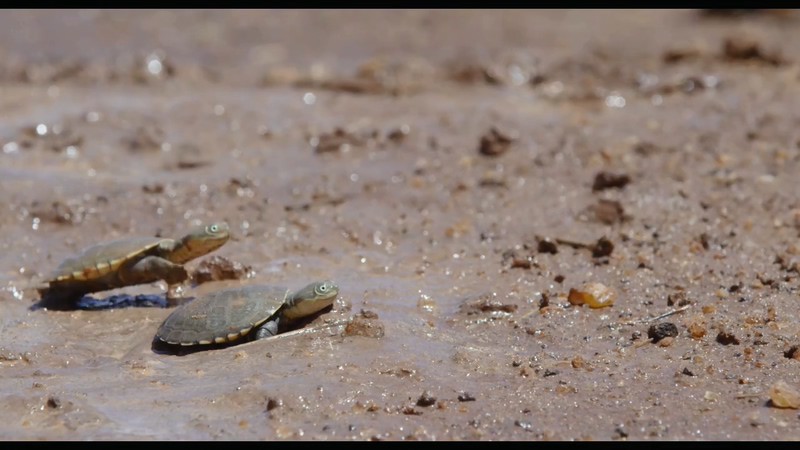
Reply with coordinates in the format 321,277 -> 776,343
37,222 -> 230,306
155,280 -> 338,346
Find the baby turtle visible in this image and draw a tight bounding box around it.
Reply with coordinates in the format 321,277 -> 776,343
37,222 -> 230,306
156,280 -> 338,346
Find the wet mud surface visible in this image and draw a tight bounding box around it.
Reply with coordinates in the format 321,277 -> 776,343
1,10 -> 800,440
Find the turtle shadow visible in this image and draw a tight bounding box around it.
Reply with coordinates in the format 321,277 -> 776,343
30,292 -> 176,311
151,306 -> 334,356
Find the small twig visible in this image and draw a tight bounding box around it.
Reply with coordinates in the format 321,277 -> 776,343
644,305 -> 691,323
734,393 -> 762,399
618,305 -> 692,327
554,238 -> 590,249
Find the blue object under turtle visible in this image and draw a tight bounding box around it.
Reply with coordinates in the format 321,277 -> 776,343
76,293 -> 170,310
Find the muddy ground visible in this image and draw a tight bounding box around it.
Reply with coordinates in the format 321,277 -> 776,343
1,9 -> 800,440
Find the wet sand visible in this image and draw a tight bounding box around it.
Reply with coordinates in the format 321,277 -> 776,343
1,10 -> 800,440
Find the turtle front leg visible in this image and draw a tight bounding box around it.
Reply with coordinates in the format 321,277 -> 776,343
254,318 -> 280,340
120,256 -> 189,306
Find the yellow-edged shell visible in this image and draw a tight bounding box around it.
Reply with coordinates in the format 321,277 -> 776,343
156,285 -> 290,346
46,237 -> 168,284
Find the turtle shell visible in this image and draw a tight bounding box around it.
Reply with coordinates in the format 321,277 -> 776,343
156,285 -> 290,346
46,236 -> 168,285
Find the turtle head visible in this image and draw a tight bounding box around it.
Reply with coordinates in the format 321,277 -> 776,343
283,280 -> 339,320
170,222 -> 231,263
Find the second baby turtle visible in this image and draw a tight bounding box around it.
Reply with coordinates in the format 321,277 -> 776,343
37,222 -> 230,306
155,280 -> 339,346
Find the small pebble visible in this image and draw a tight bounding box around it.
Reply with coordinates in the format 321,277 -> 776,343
568,282 -> 616,308
769,380 -> 800,409
648,322 -> 678,343
457,392 -> 476,402
266,397 -> 283,411
667,291 -> 691,306
478,126 -> 517,157
343,312 -> 385,338
537,238 -> 558,254
592,171 -> 631,191
592,199 -> 626,225
687,321 -> 707,339
46,397 -> 61,409
591,237 -> 614,258
716,330 -> 740,345
416,391 -> 437,407
191,255 -> 254,284
402,406 -> 422,415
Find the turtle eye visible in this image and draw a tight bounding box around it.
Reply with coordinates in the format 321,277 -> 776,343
319,284 -> 327,292
209,224 -> 219,233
